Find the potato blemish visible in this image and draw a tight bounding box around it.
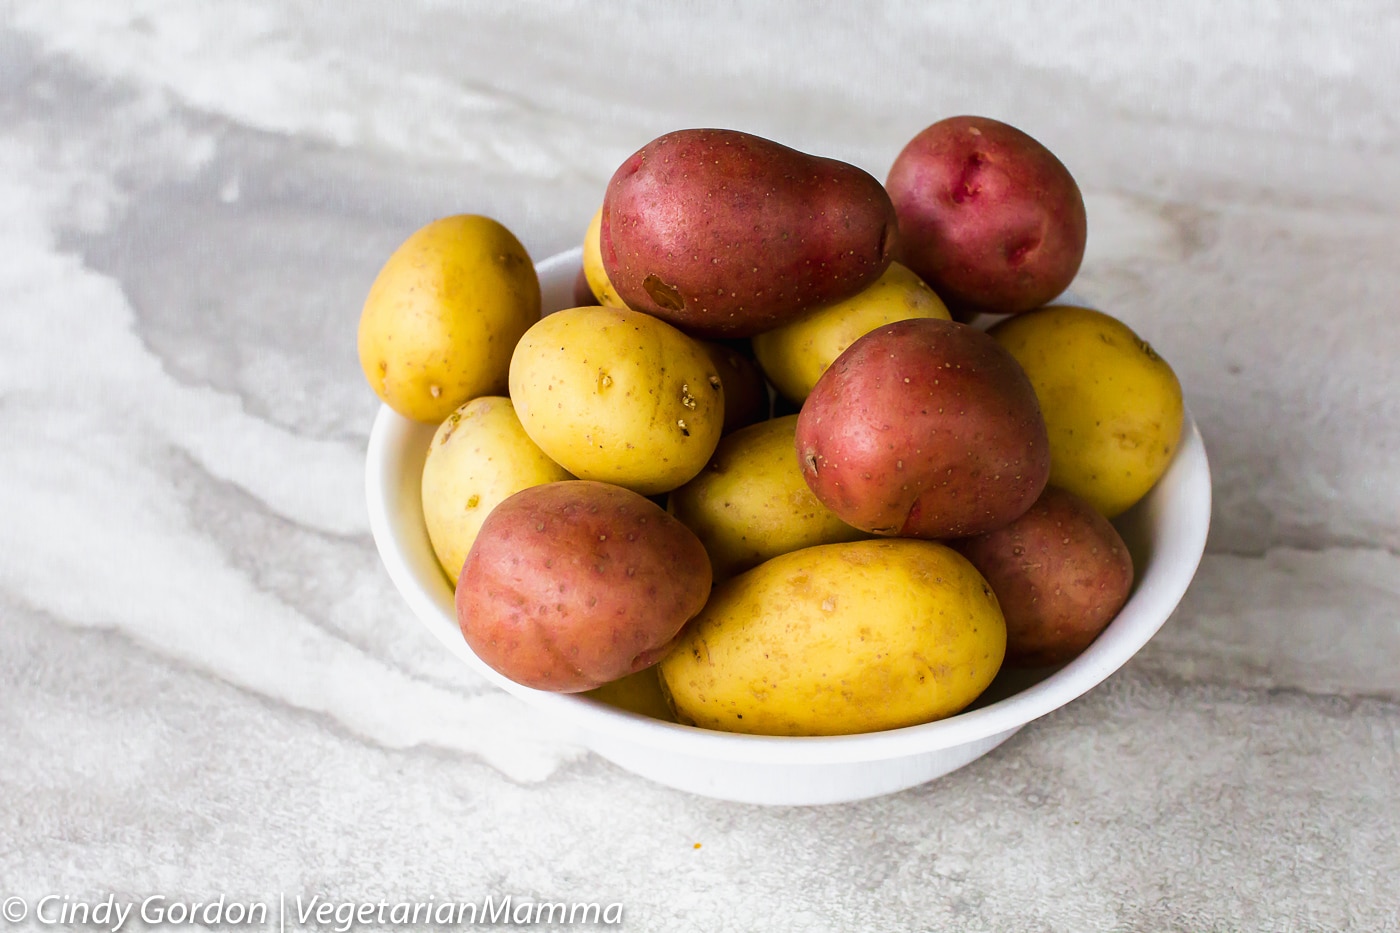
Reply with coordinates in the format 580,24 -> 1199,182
643,274 -> 685,311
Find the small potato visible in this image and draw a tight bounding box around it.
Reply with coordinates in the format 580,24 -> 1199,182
954,486 -> 1134,667
886,116 -> 1086,315
659,539 -> 1006,735
582,208 -> 625,308
989,305 -> 1184,517
668,415 -> 864,580
509,306 -> 724,495
752,262 -> 950,403
457,481 -> 712,692
796,318 -> 1050,538
572,267 -> 598,307
420,396 -> 572,582
699,340 -> 769,434
602,128 -> 898,337
358,215 -> 540,422
585,667 -> 675,721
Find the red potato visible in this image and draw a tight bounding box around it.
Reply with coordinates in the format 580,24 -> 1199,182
796,318 -> 1050,538
954,486 -> 1134,667
886,116 -> 1086,315
700,340 -> 770,434
601,128 -> 898,337
456,481 -> 712,692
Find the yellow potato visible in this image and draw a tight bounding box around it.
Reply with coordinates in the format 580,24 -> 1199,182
668,415 -> 863,579
752,261 -> 950,403
989,305 -> 1184,517
358,215 -> 540,423
582,208 -> 626,308
508,306 -> 724,495
585,668 -> 675,721
420,396 -> 572,582
659,539 -> 1006,736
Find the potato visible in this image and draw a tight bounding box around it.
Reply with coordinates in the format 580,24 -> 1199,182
751,261 -> 950,403
508,306 -> 724,495
700,340 -> 769,434
582,207 -> 625,308
601,128 -> 898,337
585,667 -> 675,721
954,486 -> 1133,667
658,539 -> 1005,735
420,396 -> 572,581
358,215 -> 540,422
989,305 -> 1184,517
667,415 -> 864,580
886,116 -> 1086,315
457,481 -> 711,692
572,267 -> 598,307
796,318 -> 1050,538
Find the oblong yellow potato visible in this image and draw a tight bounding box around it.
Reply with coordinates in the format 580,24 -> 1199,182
659,539 -> 1006,736
508,306 -> 724,495
989,305 -> 1184,517
582,208 -> 626,308
420,396 -> 572,582
752,261 -> 950,403
358,215 -> 540,423
668,415 -> 864,579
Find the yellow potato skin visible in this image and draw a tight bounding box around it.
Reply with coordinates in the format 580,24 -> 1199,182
989,305 -> 1184,518
358,215 -> 540,423
668,415 -> 864,580
752,262 -> 950,403
585,668 -> 675,721
508,306 -> 724,495
659,539 -> 1006,736
582,208 -> 626,308
420,396 -> 572,582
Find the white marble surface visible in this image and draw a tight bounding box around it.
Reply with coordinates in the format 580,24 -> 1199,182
1,2 -> 1397,930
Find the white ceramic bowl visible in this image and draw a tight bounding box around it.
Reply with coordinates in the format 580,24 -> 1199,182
365,247 -> 1212,806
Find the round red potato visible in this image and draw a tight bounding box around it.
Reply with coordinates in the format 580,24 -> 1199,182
886,115 -> 1086,315
601,128 -> 898,337
456,481 -> 712,692
796,318 -> 1050,538
955,486 -> 1134,667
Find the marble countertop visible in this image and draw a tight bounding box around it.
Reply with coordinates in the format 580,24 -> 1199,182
2,2 -> 1396,930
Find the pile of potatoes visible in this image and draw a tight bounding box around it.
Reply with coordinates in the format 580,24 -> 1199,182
357,116 -> 1185,737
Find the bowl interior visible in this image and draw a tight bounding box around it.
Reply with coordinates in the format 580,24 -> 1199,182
364,247 -> 1212,765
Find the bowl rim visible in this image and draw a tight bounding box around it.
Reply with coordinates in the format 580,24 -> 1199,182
364,248 -> 1212,766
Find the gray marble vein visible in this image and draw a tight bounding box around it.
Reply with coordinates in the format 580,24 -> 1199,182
1,1 -> 1397,930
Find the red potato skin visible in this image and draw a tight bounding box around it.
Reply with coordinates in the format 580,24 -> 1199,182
700,340 -> 770,434
954,486 -> 1134,667
796,318 -> 1050,538
456,481 -> 712,692
886,116 -> 1086,315
601,128 -> 899,338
